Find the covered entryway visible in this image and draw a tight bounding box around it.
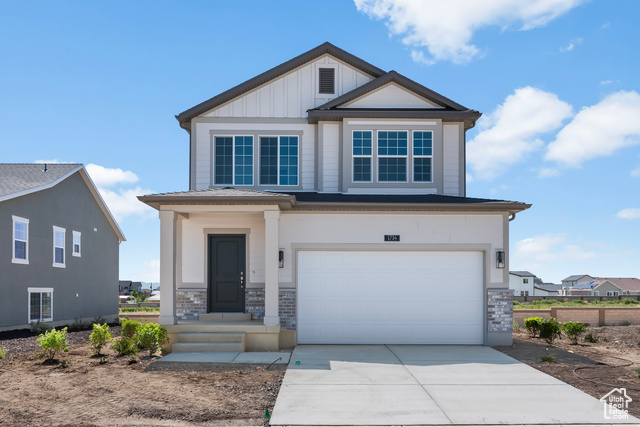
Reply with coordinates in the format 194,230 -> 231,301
208,235 -> 246,312
297,250 -> 484,344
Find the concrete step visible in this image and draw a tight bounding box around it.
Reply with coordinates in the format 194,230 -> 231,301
177,332 -> 245,343
198,313 -> 252,322
169,322 -> 278,334
172,341 -> 245,353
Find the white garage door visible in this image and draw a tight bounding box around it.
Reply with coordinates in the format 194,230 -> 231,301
297,251 -> 484,344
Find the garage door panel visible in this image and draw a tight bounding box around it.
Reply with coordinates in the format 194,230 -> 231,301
297,251 -> 484,344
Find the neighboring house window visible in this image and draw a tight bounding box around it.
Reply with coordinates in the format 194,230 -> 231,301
318,68 -> 335,94
606,291 -> 619,296
214,136 -> 254,186
592,291 -> 599,296
53,226 -> 66,268
72,231 -> 81,257
413,131 -> 433,182
12,215 -> 29,264
353,131 -> 372,182
523,278 -> 529,284
378,131 -> 408,182
259,136 -> 298,186
520,291 -> 529,296
28,288 -> 53,322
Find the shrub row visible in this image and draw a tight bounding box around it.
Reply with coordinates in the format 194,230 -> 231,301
523,317 -> 588,344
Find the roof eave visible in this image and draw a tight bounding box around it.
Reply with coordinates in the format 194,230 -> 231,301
293,201 -> 531,213
137,195 -> 296,211
307,109 -> 482,129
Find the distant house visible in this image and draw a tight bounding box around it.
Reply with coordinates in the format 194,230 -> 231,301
533,283 -> 561,296
509,271 -> 535,296
0,164 -> 125,331
592,278 -> 640,296
118,280 -> 142,295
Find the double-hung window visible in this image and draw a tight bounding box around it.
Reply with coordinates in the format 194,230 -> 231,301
378,131 -> 408,182
353,131 -> 372,182
53,226 -> 65,268
28,288 -> 53,322
12,215 -> 29,264
259,136 -> 298,186
72,231 -> 81,257
413,131 -> 433,182
214,136 -> 254,185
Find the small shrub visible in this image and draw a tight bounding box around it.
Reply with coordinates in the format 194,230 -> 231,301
135,323 -> 169,356
562,322 -> 586,345
0,347 -> 6,359
112,337 -> 138,356
89,323 -> 113,355
91,316 -> 106,326
623,320 -> 634,326
69,317 -> 89,330
60,359 -> 69,369
512,300 -> 521,306
539,318 -> 562,345
30,320 -> 53,334
99,356 -> 108,365
119,306 -> 159,313
541,354 -> 555,363
121,319 -> 142,339
622,298 -> 638,305
37,327 -> 69,361
128,354 -> 137,364
524,317 -> 543,338
584,332 -> 599,343
512,320 -> 521,331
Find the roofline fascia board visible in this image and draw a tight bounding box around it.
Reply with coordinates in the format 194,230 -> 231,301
293,201 -> 530,213
315,71 -> 468,111
137,195 -> 296,211
175,42 -> 386,125
0,166 -> 83,203
78,168 -> 126,242
307,109 -> 481,128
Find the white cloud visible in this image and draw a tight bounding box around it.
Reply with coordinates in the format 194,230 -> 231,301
546,91 -> 640,167
538,167 -> 560,178
599,80 -> 615,86
467,87 -> 573,180
86,163 -> 139,188
354,0 -> 584,64
98,186 -> 156,222
559,37 -> 582,53
617,208 -> 640,220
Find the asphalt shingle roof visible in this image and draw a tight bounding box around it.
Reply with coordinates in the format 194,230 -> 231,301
0,163 -> 81,198
510,271 -> 536,277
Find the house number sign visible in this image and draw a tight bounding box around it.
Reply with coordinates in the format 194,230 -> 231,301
384,235 -> 400,242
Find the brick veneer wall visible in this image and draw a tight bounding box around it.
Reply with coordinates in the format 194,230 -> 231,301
244,288 -> 296,330
487,289 -> 513,332
514,307 -> 640,326
176,289 -> 207,320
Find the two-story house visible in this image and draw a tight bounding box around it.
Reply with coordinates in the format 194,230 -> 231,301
1,164 -> 125,331
509,271 -> 536,296
139,43 -> 530,351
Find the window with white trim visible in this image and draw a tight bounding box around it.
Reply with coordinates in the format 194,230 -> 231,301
352,131 -> 372,182
606,291 -> 619,297
523,278 -> 529,284
378,131 -> 408,182
28,288 -> 53,322
53,226 -> 65,268
592,291 -> 599,296
214,136 -> 254,185
413,131 -> 433,182
72,231 -> 81,257
259,136 -> 298,186
12,215 -> 29,264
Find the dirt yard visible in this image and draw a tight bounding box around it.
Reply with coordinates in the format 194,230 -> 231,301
496,325 -> 640,418
0,327 -> 284,426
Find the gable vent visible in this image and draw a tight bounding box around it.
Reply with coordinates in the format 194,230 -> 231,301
318,68 -> 335,94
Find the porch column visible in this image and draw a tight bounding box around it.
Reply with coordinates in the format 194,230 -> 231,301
264,210 -> 280,325
158,210 -> 177,325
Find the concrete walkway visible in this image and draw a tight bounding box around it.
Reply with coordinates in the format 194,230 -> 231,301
156,351 -> 290,364
271,345 -> 639,426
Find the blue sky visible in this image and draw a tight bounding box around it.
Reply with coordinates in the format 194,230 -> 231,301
2,0 -> 639,283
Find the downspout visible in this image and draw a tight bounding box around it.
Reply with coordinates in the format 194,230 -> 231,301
509,213 -> 516,222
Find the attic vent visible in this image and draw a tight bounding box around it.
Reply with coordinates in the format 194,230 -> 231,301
318,68 -> 335,94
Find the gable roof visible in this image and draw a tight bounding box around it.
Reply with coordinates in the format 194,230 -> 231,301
510,271 -> 535,277
593,277 -> 640,291
562,274 -> 591,282
0,163 -> 125,242
535,283 -> 562,293
175,42 -> 386,128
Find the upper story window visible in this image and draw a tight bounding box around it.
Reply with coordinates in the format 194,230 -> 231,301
523,278 -> 529,284
214,136 -> 254,186
351,130 -> 434,184
53,226 -> 65,268
12,215 -> 29,264
259,136 -> 298,186
318,68 -> 335,94
73,231 -> 81,257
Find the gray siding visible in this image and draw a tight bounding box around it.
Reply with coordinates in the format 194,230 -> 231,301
0,172 -> 119,329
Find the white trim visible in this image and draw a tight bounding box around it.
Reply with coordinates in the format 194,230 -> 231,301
72,230 -> 81,257
352,130 -> 373,183
411,130 -> 434,183
315,63 -> 338,97
27,287 -> 54,323
12,215 -> 29,264
212,135 -> 255,186
258,135 -> 299,187
377,130 -> 409,183
347,120 -> 438,126
52,226 -> 66,268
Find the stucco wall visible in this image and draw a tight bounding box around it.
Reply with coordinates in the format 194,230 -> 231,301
0,172 -> 120,329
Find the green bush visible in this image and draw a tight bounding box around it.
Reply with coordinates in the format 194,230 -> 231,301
584,332 -> 599,343
135,323 -> 169,356
121,319 -> 142,339
119,306 -> 159,313
541,354 -> 555,363
89,323 -> 113,355
112,337 -> 138,356
0,347 -> 6,359
524,317 -> 543,338
69,317 -> 89,330
622,298 -> 637,305
91,316 -> 106,326
37,327 -> 69,361
562,322 -> 586,344
539,318 -> 562,345
131,290 -> 148,303
30,320 -> 53,334
512,320 -> 521,331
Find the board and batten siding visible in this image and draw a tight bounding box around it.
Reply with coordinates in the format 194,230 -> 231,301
343,83 -> 442,109
203,55 -> 373,119
319,123 -> 340,192
442,124 -> 462,196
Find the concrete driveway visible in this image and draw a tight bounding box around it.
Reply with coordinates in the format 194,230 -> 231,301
271,345 -> 639,426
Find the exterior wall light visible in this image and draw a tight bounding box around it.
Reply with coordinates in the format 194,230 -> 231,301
279,249 -> 284,268
496,250 -> 505,269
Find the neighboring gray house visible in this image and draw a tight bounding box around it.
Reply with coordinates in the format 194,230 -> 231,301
0,164 -> 125,331
119,280 -> 143,294
534,283 -> 561,296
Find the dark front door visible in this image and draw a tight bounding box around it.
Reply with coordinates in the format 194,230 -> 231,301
208,235 -> 246,312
